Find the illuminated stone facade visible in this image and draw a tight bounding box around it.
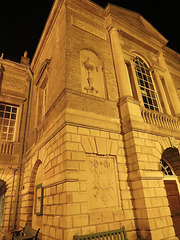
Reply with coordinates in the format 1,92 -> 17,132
0,53 -> 31,237
1,0 -> 180,240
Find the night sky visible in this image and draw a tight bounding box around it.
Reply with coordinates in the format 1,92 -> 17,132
0,1 -> 180,63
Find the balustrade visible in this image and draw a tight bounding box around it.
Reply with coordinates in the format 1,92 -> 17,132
0,141 -> 14,155
141,108 -> 180,131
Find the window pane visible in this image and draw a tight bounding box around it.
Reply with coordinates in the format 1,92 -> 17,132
151,92 -> 155,98
143,75 -> 147,81
0,133 -> 6,140
12,108 -> 17,113
141,67 -> 145,73
137,72 -> 142,78
148,98 -> 153,105
11,114 -> 16,120
7,134 -> 13,141
3,127 -> 7,132
5,113 -> 10,119
9,127 -> 14,133
5,106 -> 11,112
153,99 -> 158,107
0,105 -> 5,111
4,119 -> 9,125
142,96 -> 148,103
146,90 -> 150,97
140,80 -> 144,86
144,81 -> 149,88
149,83 -> 154,90
10,121 -> 15,127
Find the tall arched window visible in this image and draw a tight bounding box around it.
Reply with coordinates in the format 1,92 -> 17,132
133,56 -> 161,112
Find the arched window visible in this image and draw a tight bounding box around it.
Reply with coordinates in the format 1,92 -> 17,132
133,56 -> 161,112
160,159 -> 174,176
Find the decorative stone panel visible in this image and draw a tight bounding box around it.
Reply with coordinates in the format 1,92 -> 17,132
87,155 -> 120,210
80,50 -> 105,98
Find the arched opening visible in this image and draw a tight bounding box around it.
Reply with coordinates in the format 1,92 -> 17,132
32,161 -> 44,231
0,180 -> 6,232
26,159 -> 42,227
161,147 -> 180,238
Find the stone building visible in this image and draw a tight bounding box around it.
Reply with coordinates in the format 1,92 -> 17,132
0,53 -> 31,235
0,0 -> 180,239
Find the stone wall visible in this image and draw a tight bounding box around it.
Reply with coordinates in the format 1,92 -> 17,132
124,130 -> 178,239
0,169 -> 18,235
21,124 -> 137,240
21,0 -> 180,239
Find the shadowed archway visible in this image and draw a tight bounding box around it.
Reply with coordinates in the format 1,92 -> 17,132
161,147 -> 180,239
0,180 -> 6,232
25,160 -> 42,227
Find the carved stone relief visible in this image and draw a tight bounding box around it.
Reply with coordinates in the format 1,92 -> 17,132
2,78 -> 27,93
80,50 -> 105,98
87,155 -> 120,210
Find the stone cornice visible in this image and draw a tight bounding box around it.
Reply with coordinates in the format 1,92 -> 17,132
106,5 -> 169,55
0,58 -> 28,72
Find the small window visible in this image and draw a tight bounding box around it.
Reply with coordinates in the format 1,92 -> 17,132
133,56 -> 161,112
36,59 -> 50,125
42,85 -> 47,119
38,82 -> 47,124
0,102 -> 18,141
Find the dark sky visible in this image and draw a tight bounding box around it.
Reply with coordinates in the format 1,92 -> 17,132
0,1 -> 180,63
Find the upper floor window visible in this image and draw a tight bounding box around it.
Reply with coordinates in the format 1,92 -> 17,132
133,56 -> 161,112
0,102 -> 18,141
36,59 -> 50,125
42,85 -> 47,119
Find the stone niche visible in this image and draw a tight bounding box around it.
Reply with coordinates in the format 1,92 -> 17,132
80,50 -> 105,98
87,155 -> 120,211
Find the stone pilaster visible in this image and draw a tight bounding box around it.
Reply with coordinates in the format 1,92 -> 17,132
152,68 -> 172,115
124,131 -> 178,240
109,27 -> 133,99
158,52 -> 180,116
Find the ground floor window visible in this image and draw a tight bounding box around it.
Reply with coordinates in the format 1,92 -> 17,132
161,158 -> 174,176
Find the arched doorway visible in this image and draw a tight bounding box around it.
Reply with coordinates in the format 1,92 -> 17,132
161,148 -> 180,239
0,180 -> 6,232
